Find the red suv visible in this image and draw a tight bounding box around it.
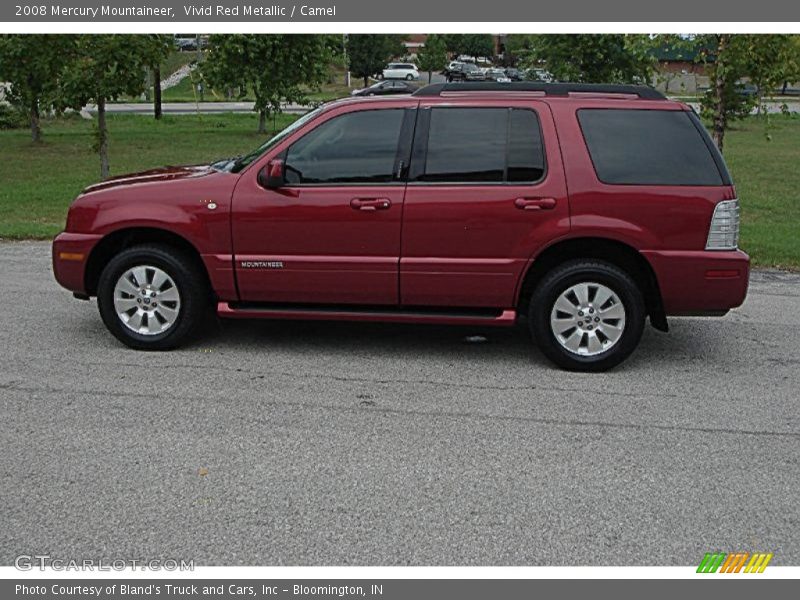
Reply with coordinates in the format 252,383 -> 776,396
52,82 -> 749,371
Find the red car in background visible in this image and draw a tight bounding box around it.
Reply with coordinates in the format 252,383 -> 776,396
53,82 -> 749,371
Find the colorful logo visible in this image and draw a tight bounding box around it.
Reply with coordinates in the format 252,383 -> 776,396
697,552 -> 773,573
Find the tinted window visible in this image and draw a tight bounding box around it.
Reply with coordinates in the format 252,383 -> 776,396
420,108 -> 545,183
423,108 -> 506,182
508,110 -> 546,182
284,109 -> 404,185
578,109 -> 724,185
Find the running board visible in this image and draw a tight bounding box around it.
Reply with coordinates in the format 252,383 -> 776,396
217,302 -> 517,327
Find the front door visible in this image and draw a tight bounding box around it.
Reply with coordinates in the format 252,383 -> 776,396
400,101 -> 569,308
232,104 -> 415,305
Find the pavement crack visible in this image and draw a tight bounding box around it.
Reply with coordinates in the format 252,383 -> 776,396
0,356 -> 682,401
2,381 -> 798,441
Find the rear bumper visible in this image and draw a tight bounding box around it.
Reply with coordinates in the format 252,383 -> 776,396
52,232 -> 103,295
642,249 -> 750,315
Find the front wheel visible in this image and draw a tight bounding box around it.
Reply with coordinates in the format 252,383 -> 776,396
406,74 -> 414,80
97,244 -> 209,350
529,260 -> 645,371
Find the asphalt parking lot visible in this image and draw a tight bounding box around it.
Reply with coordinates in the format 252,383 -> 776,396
1,241 -> 798,566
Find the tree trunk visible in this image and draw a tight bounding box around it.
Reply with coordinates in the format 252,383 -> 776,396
30,98 -> 41,143
428,71 -> 432,83
258,109 -> 267,134
711,35 -> 729,153
363,75 -> 369,87
97,96 -> 110,179
153,64 -> 163,120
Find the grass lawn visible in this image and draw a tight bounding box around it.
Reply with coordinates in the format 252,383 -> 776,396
0,113 -> 296,239
723,115 -> 800,269
0,112 -> 798,269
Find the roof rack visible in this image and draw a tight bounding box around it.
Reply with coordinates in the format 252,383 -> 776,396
412,82 -> 666,100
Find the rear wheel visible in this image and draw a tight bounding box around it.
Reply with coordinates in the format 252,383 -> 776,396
97,244 -> 209,350
406,74 -> 414,80
529,260 -> 645,371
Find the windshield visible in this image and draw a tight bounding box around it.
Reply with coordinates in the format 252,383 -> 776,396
221,106 -> 325,173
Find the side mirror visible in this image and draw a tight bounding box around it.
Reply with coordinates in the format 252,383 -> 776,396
258,159 -> 285,189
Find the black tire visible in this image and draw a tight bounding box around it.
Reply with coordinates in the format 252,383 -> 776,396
97,244 -> 209,350
406,74 -> 413,80
528,260 -> 645,371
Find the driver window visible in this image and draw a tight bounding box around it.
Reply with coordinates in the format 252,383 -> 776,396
284,109 -> 405,185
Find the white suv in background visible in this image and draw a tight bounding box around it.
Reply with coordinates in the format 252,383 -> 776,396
382,63 -> 420,80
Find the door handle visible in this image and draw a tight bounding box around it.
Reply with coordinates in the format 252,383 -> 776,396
514,197 -> 557,211
350,198 -> 391,211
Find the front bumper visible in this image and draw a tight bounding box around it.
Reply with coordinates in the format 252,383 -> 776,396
642,249 -> 750,315
52,232 -> 103,295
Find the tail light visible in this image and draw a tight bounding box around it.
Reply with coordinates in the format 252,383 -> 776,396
706,199 -> 740,250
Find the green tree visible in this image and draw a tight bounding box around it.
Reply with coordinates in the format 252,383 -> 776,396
203,34 -> 332,134
645,35 -> 696,94
521,34 -> 655,84
61,35 -> 165,178
780,36 -> 800,93
502,35 -> 537,68
0,34 -> 75,142
693,34 -> 800,151
417,34 -> 447,83
746,34 -> 800,107
347,34 -> 405,87
145,35 -> 174,120
441,34 -> 495,60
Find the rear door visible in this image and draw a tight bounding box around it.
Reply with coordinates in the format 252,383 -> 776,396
400,100 -> 569,308
232,102 -> 416,305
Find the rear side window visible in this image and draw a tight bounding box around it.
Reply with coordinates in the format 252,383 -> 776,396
577,109 -> 724,186
508,110 -> 546,182
284,109 -> 404,185
418,108 -> 546,183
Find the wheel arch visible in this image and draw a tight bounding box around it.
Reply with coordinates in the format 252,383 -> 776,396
516,237 -> 668,331
84,227 -> 212,298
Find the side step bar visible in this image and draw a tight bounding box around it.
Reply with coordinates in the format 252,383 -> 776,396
217,302 -> 517,327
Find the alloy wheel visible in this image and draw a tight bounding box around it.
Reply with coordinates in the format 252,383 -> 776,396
113,265 -> 181,335
549,281 -> 626,356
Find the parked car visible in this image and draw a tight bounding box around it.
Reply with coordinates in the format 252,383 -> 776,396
484,68 -> 511,82
736,83 -> 759,97
53,81 -> 749,371
174,35 -> 206,51
446,62 -> 484,82
382,63 -> 420,80
504,68 -> 524,81
443,61 -> 467,78
530,68 -> 554,83
351,80 -> 417,96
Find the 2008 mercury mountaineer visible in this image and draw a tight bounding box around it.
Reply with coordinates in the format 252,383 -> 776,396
52,82 -> 749,371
